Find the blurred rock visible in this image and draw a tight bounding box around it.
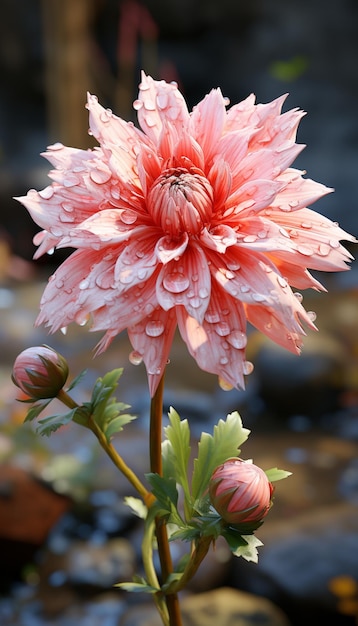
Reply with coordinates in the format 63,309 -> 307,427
120,586 -> 291,626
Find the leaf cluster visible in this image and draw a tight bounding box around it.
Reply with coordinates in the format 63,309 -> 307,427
22,368 -> 136,440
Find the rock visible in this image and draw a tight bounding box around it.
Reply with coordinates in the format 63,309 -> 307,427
120,587 -> 291,626
231,503 -> 358,625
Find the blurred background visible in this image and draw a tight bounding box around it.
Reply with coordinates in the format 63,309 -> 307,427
0,1 -> 358,625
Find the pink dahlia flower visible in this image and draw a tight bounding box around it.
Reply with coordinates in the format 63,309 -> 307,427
16,72 -> 355,395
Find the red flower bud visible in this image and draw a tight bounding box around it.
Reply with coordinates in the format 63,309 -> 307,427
209,458 -> 274,525
12,345 -> 69,400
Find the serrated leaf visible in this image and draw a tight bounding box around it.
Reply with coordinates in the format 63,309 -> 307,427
24,400 -> 52,422
124,496 -> 148,520
66,369 -> 87,392
35,407 -> 78,436
191,412 -> 250,504
163,408 -> 191,509
103,413 -> 137,443
265,467 -> 292,482
146,474 -> 184,526
232,534 -> 263,563
115,581 -> 159,593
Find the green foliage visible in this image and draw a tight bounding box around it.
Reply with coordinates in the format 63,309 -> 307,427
191,412 -> 250,508
265,467 -> 292,482
22,367 -> 136,442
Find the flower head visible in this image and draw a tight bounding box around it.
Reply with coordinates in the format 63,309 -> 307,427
209,458 -> 274,525
16,72 -> 355,395
12,345 -> 69,400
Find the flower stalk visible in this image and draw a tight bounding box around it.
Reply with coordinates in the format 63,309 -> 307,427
57,388 -> 154,507
150,373 -> 183,626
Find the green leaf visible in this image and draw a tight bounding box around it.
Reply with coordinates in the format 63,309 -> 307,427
24,400 -> 52,422
124,496 -> 148,520
265,467 -> 292,482
115,581 -> 159,593
66,369 -> 87,392
146,473 -> 184,527
35,407 -> 79,436
102,412 -> 137,443
232,534 -> 263,563
163,407 -> 191,510
191,411 -> 250,504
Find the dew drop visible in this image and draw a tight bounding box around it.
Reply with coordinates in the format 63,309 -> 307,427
120,210 -> 137,225
47,247 -> 55,256
318,243 -> 330,256
240,285 -> 250,293
79,279 -> 90,290
243,235 -> 257,243
60,326 -> 67,335
227,330 -> 247,349
75,311 -> 90,326
307,310 -> 317,322
329,239 -> 340,249
215,321 -> 231,337
277,276 -> 288,289
111,187 -> 121,200
189,296 -> 202,309
243,361 -> 254,375
163,272 -> 190,293
145,320 -> 165,337
294,292 -> 303,303
218,376 -> 234,391
48,142 -> 64,151
90,169 -> 111,184
39,186 -> 54,199
220,356 -> 229,365
133,99 -> 143,110
129,350 -> 143,365
63,175 -> 79,188
204,311 -> 221,324
301,221 -> 312,229
297,244 -> 313,256
252,293 -> 267,303
198,287 -> 209,298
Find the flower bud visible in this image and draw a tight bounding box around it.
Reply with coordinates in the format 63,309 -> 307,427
12,345 -> 69,400
209,458 -> 274,525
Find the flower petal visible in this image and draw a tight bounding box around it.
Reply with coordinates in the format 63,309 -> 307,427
114,228 -> 160,288
128,307 -> 177,396
190,88 -> 226,165
177,285 -> 247,389
136,72 -> 189,144
155,232 -> 189,264
156,243 -> 211,323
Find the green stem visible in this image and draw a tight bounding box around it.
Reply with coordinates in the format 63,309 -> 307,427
142,518 -> 169,626
167,535 -> 212,594
56,389 -> 154,508
150,374 -> 183,626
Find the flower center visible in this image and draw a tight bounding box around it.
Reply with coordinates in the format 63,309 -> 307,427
148,166 -> 213,236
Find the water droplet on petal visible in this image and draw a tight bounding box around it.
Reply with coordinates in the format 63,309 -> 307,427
145,320 -> 165,337
204,311 -> 221,324
39,186 -> 54,199
120,210 -> 137,225
220,356 -> 229,365
297,244 -> 313,256
227,330 -> 247,349
215,321 -> 231,337
60,326 -> 67,335
277,276 -> 288,289
318,243 -> 330,256
163,272 -> 190,294
218,376 -> 234,391
294,292 -> 303,303
133,99 -> 143,110
243,361 -> 254,375
129,350 -> 143,365
75,311 -> 91,326
307,310 -> 317,322
90,169 -> 111,184
79,279 -> 90,290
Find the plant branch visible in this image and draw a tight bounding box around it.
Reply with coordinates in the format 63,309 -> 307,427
150,374 -> 183,626
56,389 -> 154,507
